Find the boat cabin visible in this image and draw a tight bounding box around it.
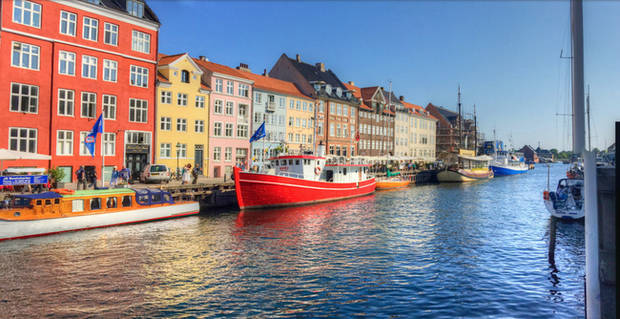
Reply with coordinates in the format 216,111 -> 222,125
457,155 -> 492,170
265,155 -> 371,183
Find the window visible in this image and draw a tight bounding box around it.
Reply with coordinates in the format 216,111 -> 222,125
318,122 -> 323,135
288,133 -> 293,142
79,132 -> 90,155
72,199 -> 84,212
296,118 -> 300,128
176,118 -> 187,132
58,51 -> 75,76
9,127 -> 37,153
11,42 -> 39,70
238,104 -> 248,118
56,130 -> 73,156
181,70 -> 190,83
131,30 -> 150,53
129,98 -> 148,122
343,105 -> 348,116
107,197 -> 117,209
295,134 -> 300,143
303,102 -> 307,111
330,102 -> 335,114
160,117 -> 171,130
343,124 -> 348,137
215,79 -> 223,92
225,123 -> 233,137
289,100 -> 294,109
336,104 -> 341,116
254,112 -> 261,123
83,17 -> 98,41
319,101 -> 324,113
214,100 -> 223,114
82,56 -> 97,79
59,11 -> 77,36
195,120 -> 205,133
13,0 -> 41,28
195,96 -> 205,108
330,123 -> 335,137
81,92 -> 96,118
213,147 -> 221,161
130,65 -> 148,87
225,101 -> 234,115
160,91 -> 171,104
177,143 -> 187,158
226,81 -> 234,95
126,0 -> 144,17
177,93 -> 187,106
160,143 -> 171,158
58,89 -> 74,116
238,84 -> 249,97
302,119 -> 307,128
102,95 -> 116,120
10,83 -> 38,113
309,103 -> 314,113
103,59 -> 117,82
102,133 -> 115,156
237,124 -> 248,138
213,122 -> 222,136
254,92 -> 261,103
224,147 -> 232,161
122,196 -> 132,207
104,23 -> 118,45
336,124 -> 341,137
296,101 -> 301,110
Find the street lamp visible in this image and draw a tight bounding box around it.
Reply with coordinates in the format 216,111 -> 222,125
176,142 -> 181,178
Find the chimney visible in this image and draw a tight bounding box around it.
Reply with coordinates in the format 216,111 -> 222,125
348,81 -> 355,86
263,68 -> 269,77
399,96 -> 404,101
316,62 -> 325,72
296,54 -> 301,62
199,55 -> 208,61
236,63 -> 250,72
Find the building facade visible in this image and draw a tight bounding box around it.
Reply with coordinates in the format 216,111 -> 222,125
194,56 -> 253,178
0,0 -> 159,182
269,54 -> 358,157
155,53 -> 210,175
401,100 -> 437,162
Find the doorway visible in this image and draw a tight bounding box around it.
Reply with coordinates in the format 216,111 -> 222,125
195,144 -> 204,174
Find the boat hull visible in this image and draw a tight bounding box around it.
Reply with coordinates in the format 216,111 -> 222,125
490,165 -> 528,176
437,169 -> 493,182
376,180 -> 410,190
234,167 -> 376,209
0,202 -> 200,241
544,199 -> 584,219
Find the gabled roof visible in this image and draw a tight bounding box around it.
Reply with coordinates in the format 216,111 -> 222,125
193,58 -> 254,83
428,103 -> 458,121
92,0 -> 160,24
402,101 -> 437,120
236,71 -> 311,100
158,53 -> 203,74
382,90 -> 403,106
286,56 -> 346,90
343,82 -> 372,110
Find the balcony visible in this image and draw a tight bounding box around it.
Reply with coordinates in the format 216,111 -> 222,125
266,101 -> 276,112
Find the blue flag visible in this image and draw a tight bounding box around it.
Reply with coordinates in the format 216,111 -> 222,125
249,122 -> 266,143
85,114 -> 103,157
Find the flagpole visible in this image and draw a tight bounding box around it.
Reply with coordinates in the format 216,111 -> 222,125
101,114 -> 105,188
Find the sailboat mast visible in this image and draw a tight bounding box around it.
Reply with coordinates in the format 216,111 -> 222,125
457,85 -> 462,149
473,104 -> 477,155
571,0 -> 585,153
587,85 -> 591,151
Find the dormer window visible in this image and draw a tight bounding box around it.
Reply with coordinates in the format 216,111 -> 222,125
181,70 -> 190,83
335,87 -> 342,97
127,0 -> 144,18
325,84 -> 332,93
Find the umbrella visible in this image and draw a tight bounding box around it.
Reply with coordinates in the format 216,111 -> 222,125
0,148 -> 51,172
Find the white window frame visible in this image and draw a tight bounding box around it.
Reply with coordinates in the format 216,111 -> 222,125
213,146 -> 221,161
12,0 -> 41,28
238,84 -> 249,97
10,82 -> 38,114
160,143 -> 171,158
177,93 -> 187,106
225,101 -> 234,115
129,98 -> 148,123
225,123 -> 233,137
11,41 -> 39,70
100,132 -> 115,156
58,51 -> 76,76
59,11 -> 77,36
82,17 -> 98,41
130,65 -> 148,88
82,55 -> 97,79
215,79 -> 223,93
226,81 -> 234,95
102,59 -> 117,82
160,91 -> 171,104
224,147 -> 232,162
236,124 -> 248,138
160,117 -> 171,131
103,22 -> 118,46
195,120 -> 204,133
131,30 -> 150,54
102,94 -> 116,120
213,122 -> 222,136
56,130 -> 74,156
9,127 -> 37,153
195,95 -> 205,108
214,100 -> 223,114
57,88 -> 74,117
176,118 -> 187,132
81,92 -> 96,118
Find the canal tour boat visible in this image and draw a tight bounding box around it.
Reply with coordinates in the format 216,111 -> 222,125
489,151 -> 528,176
375,178 -> 410,190
233,147 -> 376,209
437,152 -> 494,183
0,188 -> 200,241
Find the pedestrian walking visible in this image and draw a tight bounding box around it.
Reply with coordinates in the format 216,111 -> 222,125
182,164 -> 191,185
76,166 -> 86,190
110,167 -> 119,188
191,165 -> 200,184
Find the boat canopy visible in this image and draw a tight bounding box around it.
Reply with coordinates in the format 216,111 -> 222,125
458,155 -> 493,162
132,188 -> 174,205
14,192 -> 63,199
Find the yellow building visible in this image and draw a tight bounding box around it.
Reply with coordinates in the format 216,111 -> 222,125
156,53 -> 211,175
286,96 -> 316,153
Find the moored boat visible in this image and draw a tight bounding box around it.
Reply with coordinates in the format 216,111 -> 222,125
543,178 -> 584,219
0,188 -> 199,241
437,153 -> 494,183
375,178 -> 410,190
490,151 -> 528,176
234,150 -> 376,209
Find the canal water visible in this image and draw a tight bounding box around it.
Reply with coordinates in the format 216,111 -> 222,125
0,164 -> 585,318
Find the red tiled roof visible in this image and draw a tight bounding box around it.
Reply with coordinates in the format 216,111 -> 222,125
158,53 -> 185,65
343,82 -> 373,111
360,86 -> 379,101
192,58 -> 251,80
157,71 -> 170,83
401,100 -> 436,120
235,71 -> 311,100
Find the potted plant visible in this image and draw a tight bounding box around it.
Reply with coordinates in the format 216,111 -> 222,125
47,167 -> 66,189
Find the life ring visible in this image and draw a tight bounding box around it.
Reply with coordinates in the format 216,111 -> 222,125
54,188 -> 75,195
315,166 -> 322,175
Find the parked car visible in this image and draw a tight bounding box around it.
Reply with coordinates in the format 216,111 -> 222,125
140,164 -> 170,183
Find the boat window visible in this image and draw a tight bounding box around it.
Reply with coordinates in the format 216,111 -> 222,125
296,160 -> 300,165
90,198 -> 102,210
54,199 -> 60,204
273,160 -> 278,166
163,193 -> 172,203
136,193 -> 150,205
122,195 -> 132,207
152,193 -> 162,203
343,168 -> 347,175
288,159 -> 293,165
72,199 -> 84,212
36,200 -> 42,205
45,199 -> 51,205
326,170 -> 334,182
107,197 -> 117,208
281,160 -> 286,165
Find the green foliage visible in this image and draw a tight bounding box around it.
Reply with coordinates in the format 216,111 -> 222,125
47,167 -> 65,184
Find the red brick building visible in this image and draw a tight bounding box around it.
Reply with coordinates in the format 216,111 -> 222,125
0,0 -> 159,182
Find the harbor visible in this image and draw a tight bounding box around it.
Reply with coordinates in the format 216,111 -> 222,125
0,163 -> 589,317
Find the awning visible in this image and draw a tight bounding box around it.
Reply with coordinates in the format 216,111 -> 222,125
0,149 -> 52,160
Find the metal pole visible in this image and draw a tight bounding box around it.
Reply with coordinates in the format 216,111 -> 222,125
571,0 -> 585,154
587,85 -> 591,151
101,115 -> 105,187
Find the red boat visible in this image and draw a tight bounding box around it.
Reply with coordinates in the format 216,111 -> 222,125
234,152 -> 376,210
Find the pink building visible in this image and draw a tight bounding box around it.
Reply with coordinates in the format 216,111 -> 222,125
193,57 -> 253,178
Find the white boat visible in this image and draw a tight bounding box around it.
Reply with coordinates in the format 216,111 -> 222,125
490,151 -> 528,176
543,178 -> 584,219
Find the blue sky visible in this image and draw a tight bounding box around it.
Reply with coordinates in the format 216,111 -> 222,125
150,0 -> 619,151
